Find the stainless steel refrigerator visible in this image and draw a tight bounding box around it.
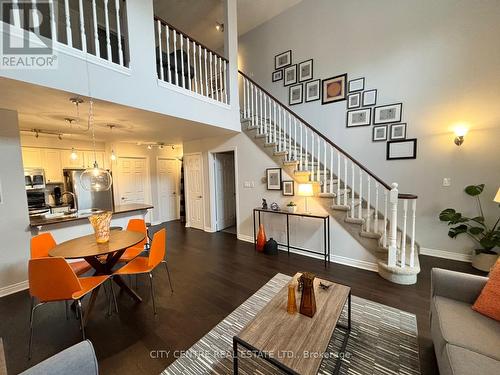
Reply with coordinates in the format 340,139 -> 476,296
63,169 -> 114,211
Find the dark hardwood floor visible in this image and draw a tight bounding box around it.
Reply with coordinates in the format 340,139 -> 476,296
0,220 -> 484,375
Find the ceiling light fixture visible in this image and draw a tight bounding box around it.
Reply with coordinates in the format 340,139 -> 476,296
70,147 -> 78,160
107,125 -> 117,161
147,144 -> 152,150
215,22 -> 224,32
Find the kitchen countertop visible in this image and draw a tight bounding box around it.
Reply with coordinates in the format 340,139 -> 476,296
30,204 -> 154,227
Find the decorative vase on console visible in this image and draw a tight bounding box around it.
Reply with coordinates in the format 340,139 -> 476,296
89,211 -> 112,243
256,224 -> 267,252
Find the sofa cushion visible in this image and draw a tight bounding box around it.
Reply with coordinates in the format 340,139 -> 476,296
432,296 -> 500,361
473,259 -> 500,321
445,344 -> 500,375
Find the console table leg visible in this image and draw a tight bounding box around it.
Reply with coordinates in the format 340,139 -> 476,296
233,338 -> 239,375
253,210 -> 256,251
348,291 -> 351,331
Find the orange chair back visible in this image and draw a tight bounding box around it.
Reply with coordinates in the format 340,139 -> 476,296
30,232 -> 56,259
148,229 -> 166,268
127,219 -> 148,247
29,257 -> 82,302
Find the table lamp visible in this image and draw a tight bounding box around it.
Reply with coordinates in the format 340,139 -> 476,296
298,183 -> 314,214
494,188 -> 500,203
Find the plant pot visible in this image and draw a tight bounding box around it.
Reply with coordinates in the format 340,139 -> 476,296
471,251 -> 499,272
287,206 -> 297,213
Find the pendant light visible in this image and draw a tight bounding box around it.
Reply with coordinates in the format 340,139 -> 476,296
70,147 -> 78,160
107,125 -> 117,161
80,100 -> 113,191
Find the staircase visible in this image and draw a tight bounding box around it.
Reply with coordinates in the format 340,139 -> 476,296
238,71 -> 420,285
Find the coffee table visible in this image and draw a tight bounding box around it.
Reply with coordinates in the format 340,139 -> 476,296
233,273 -> 351,375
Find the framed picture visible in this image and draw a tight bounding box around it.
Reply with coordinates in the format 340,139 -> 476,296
346,108 -> 371,127
362,89 -> 377,106
282,180 -> 294,196
347,93 -> 361,109
390,123 -> 407,140
289,84 -> 303,106
284,65 -> 297,86
305,79 -> 320,102
348,78 -> 365,92
372,125 -> 388,142
298,59 -> 313,82
272,70 -> 283,82
322,73 -> 347,104
275,50 -> 292,69
374,103 -> 402,124
387,139 -> 417,160
266,168 -> 282,190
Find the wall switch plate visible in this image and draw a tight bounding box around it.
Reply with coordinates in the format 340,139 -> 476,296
250,181 -> 255,188
243,181 -> 251,188
443,178 -> 451,187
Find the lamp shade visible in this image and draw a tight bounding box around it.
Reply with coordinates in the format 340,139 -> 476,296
494,188 -> 500,203
297,183 -> 314,197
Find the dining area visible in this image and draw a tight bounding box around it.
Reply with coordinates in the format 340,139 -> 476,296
26,212 -> 174,361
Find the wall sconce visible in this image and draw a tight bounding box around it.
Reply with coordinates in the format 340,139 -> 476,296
215,22 -> 224,32
454,126 -> 468,146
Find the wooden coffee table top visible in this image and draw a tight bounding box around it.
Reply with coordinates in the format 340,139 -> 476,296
236,273 -> 350,374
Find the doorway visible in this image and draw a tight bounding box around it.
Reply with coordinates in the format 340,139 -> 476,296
214,151 -> 236,233
184,153 -> 204,230
157,158 -> 179,223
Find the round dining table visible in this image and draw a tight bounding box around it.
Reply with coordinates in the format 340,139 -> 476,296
49,230 -> 146,325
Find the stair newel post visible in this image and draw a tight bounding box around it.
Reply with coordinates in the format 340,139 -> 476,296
300,122 -> 304,170
410,199 -> 416,267
343,156 -> 348,206
374,182 -> 379,234
366,176 -> 371,232
401,199 -> 408,268
329,146 -> 334,194
156,20 -> 164,80
383,189 -> 388,249
350,162 -> 355,217
388,183 -> 399,267
323,140 -> 327,193
336,152 -> 341,205
358,169 -> 363,219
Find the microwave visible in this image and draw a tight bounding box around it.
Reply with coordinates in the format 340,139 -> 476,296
24,168 -> 46,190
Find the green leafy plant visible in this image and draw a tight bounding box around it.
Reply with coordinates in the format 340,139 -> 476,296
286,201 -> 296,207
439,184 -> 500,254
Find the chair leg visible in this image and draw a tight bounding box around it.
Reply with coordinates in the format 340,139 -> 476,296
65,300 -> 69,320
148,272 -> 157,315
28,301 -> 45,360
77,300 -> 85,340
110,279 -> 118,314
162,260 -> 174,293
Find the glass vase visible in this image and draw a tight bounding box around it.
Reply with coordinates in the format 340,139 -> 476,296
89,211 -> 112,243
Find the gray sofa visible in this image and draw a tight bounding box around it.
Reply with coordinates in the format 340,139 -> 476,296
431,268 -> 500,375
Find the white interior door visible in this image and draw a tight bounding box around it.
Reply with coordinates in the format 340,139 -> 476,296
215,153 -> 236,231
157,158 -> 178,222
184,154 -> 204,230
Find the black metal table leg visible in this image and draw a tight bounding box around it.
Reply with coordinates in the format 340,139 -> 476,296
323,217 -> 327,267
286,214 -> 290,255
348,291 -> 351,331
327,216 -> 331,263
233,337 -> 239,375
253,209 -> 256,251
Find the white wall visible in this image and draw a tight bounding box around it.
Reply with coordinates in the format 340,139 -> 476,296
0,109 -> 31,295
238,0 -> 500,257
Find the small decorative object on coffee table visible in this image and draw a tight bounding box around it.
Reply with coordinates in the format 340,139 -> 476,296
88,211 -> 112,243
286,201 -> 297,213
287,282 -> 297,314
299,272 -> 317,317
262,198 -> 268,210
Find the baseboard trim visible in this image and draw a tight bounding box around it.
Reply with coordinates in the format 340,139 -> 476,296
204,226 -> 216,233
237,234 -> 254,243
420,247 -> 472,262
0,280 -> 28,298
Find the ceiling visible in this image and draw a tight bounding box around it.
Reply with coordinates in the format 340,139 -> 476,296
153,0 -> 302,52
0,77 -> 235,144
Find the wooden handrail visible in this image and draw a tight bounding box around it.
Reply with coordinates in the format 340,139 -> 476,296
238,70 -> 394,191
398,193 -> 418,199
154,16 -> 228,63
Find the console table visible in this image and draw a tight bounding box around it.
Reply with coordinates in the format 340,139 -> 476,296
252,208 -> 330,266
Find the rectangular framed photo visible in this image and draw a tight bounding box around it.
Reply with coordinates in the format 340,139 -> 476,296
387,139 -> 417,160
272,70 -> 283,82
275,50 -> 292,69
282,180 -> 294,196
348,78 -> 365,92
390,123 -> 407,140
284,65 -> 297,86
266,168 -> 282,190
322,73 -> 347,104
362,89 -> 377,106
347,92 -> 361,109
289,84 -> 303,106
346,108 -> 371,127
305,79 -> 320,102
298,59 -> 313,82
374,103 -> 402,124
372,125 -> 388,142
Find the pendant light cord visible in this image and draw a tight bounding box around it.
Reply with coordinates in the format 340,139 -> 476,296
84,39 -> 98,166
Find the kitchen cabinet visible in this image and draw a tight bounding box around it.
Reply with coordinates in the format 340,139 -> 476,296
22,148 -> 43,168
42,149 -> 63,183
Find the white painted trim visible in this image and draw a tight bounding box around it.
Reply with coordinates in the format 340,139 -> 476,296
183,152 -> 205,230
157,80 -> 231,109
238,234 -> 254,243
420,247 -> 472,262
156,157 -> 181,223
204,226 -> 216,233
0,280 -> 28,298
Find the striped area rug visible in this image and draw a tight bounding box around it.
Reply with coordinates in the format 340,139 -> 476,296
162,273 -> 420,375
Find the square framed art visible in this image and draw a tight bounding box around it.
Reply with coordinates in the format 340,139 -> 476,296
298,59 -> 313,82
266,168 -> 282,190
305,79 -> 320,102
284,65 -> 297,86
348,78 -> 365,92
362,89 -> 377,106
372,125 -> 388,142
346,108 -> 371,127
272,70 -> 283,82
390,123 -> 407,140
275,50 -> 292,69
347,93 -> 361,109
282,180 -> 294,196
322,73 -> 347,104
374,103 -> 402,124
387,139 -> 417,160
289,84 -> 303,106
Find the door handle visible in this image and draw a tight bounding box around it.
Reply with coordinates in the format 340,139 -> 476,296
197,195 -> 202,199
121,197 -> 126,200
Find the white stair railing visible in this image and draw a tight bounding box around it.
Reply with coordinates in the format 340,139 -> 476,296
239,72 -> 419,270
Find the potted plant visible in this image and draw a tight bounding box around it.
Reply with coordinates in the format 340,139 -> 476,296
287,201 -> 297,213
439,184 -> 499,271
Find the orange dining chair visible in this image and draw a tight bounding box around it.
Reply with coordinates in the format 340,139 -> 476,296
119,219 -> 149,262
31,233 -> 92,276
113,228 -> 172,315
28,257 -> 116,359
